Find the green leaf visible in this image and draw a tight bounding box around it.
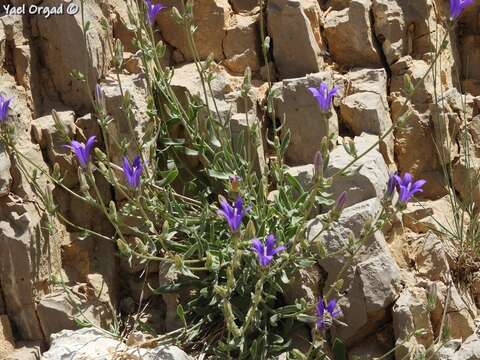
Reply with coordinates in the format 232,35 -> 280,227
280,270 -> 290,284
207,169 -> 231,180
159,168 -> 179,186
285,173 -> 305,194
177,304 -> 186,323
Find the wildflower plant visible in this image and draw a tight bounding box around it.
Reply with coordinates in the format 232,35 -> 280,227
0,0 -> 456,358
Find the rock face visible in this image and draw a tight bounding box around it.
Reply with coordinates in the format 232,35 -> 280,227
392,287 -> 434,358
324,0 -> 383,68
224,13 -> 262,74
326,133 -> 389,208
157,0 -> 231,62
308,198 -> 401,344
101,74 -> 150,164
1,0 -> 480,358
267,0 -> 323,78
33,0 -> 112,112
41,328 -> 192,360
272,72 -> 338,165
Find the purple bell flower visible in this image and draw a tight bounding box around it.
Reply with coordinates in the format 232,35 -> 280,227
218,195 -> 250,232
316,297 -> 342,330
450,0 -> 474,19
145,0 -> 167,24
251,234 -> 286,267
66,136 -> 96,168
0,95 -> 12,123
394,172 -> 426,203
308,83 -> 338,112
123,155 -> 144,189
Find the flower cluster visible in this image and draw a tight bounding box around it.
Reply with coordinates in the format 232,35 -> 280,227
66,136 -> 144,190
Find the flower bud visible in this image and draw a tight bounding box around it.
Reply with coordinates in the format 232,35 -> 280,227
109,200 -> 117,220
313,151 -> 323,179
78,168 -> 90,194
335,191 -> 347,213
94,147 -> 107,162
214,285 -> 228,298
95,84 -> 106,114
229,175 -> 241,193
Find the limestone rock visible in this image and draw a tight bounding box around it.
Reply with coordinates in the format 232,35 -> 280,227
230,113 -> 266,175
452,132 -> 480,206
4,342 -> 41,360
41,328 -> 122,360
392,97 -> 438,177
324,0 -> 383,68
0,142 -> 11,197
33,0 -> 112,111
432,340 -> 462,359
31,111 -> 78,187
307,198 -> 401,343
346,68 -> 389,101
157,0 -> 231,62
430,281 -> 476,341
449,334 -> 480,360
0,196 -> 63,341
101,74 -> 150,164
392,287 -> 434,359
267,0 -> 323,78
41,326 -> 192,359
37,289 -> 113,344
0,315 -> 15,359
347,326 -> 394,359
170,63 -> 242,124
223,14 -> 261,74
272,72 -> 338,165
372,0 -> 455,79
284,164 -> 315,191
326,133 -> 389,208
283,265 -> 322,305
340,91 -> 394,164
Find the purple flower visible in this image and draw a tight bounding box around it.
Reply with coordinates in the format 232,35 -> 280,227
145,0 -> 167,24
316,297 -> 342,330
251,234 -> 286,267
66,136 -> 96,168
308,83 -> 338,112
450,0 -> 474,19
218,196 -> 250,232
0,95 -> 12,123
394,172 -> 426,203
123,155 -> 144,189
